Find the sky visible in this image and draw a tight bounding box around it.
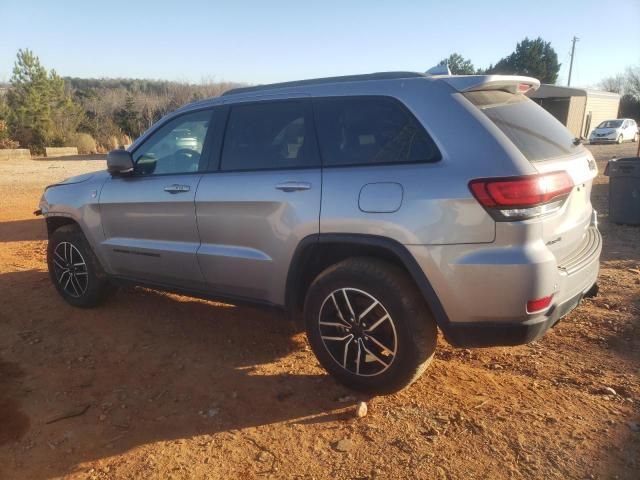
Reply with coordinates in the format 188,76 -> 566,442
1,0 -> 638,88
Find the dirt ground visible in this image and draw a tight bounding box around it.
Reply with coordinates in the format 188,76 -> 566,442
0,144 -> 638,480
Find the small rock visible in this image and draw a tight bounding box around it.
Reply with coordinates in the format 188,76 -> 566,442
98,414 -> 106,422
601,387 -> 618,396
435,415 -> 450,424
355,401 -> 368,418
335,438 -> 354,452
435,466 -> 447,479
207,408 -> 219,417
257,451 -> 271,463
423,426 -> 440,437
627,421 -> 640,432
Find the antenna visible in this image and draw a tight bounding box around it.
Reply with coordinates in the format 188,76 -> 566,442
567,36 -> 579,86
425,64 -> 451,76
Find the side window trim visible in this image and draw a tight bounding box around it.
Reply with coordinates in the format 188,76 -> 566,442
216,98 -> 321,173
310,95 -> 442,169
205,105 -> 230,172
129,107 -> 217,177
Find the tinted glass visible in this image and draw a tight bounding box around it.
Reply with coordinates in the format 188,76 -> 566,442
221,100 -> 318,171
133,110 -> 212,175
314,96 -> 440,167
465,90 -> 583,162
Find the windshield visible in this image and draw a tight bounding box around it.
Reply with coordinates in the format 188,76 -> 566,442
597,120 -> 622,129
464,90 -> 582,162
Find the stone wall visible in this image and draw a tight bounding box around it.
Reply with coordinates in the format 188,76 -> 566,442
0,149 -> 31,161
45,147 -> 78,157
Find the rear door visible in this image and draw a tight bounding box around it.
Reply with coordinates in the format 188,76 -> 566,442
99,109 -> 216,289
463,90 -> 597,261
195,98 -> 321,304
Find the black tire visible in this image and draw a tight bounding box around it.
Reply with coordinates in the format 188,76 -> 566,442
304,257 -> 437,394
47,225 -> 112,307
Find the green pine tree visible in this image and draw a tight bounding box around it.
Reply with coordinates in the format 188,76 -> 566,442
437,53 -> 476,75
6,49 -> 84,152
487,38 -> 561,84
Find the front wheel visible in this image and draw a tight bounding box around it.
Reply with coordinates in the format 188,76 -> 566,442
633,132 -> 639,143
617,135 -> 623,144
304,258 -> 437,394
47,225 -> 111,307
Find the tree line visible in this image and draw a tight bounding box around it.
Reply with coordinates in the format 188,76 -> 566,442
0,49 -> 241,154
599,68 -> 640,120
438,37 -> 561,84
439,37 -> 639,120
1,39 -> 637,154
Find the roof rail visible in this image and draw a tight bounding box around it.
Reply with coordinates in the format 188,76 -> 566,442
221,71 -> 427,96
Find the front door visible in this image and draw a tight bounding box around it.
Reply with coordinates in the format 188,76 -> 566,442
99,109 -> 215,289
195,98 -> 321,305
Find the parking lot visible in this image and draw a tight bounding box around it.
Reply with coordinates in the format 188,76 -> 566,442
0,143 -> 638,479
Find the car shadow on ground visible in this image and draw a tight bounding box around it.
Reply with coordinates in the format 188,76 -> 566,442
0,218 -> 47,243
32,154 -> 108,162
0,269 -> 362,479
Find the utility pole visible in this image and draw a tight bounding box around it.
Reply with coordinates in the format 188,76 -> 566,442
567,36 -> 579,86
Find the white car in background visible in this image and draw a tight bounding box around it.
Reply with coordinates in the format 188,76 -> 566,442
589,118 -> 639,144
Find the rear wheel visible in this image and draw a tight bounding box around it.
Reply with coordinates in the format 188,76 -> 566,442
304,258 -> 437,394
47,225 -> 111,307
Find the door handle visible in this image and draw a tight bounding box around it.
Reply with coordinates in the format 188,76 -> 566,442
275,181 -> 312,192
164,184 -> 191,194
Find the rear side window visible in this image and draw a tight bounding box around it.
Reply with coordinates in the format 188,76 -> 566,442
464,90 -> 582,162
221,100 -> 319,171
314,96 -> 440,167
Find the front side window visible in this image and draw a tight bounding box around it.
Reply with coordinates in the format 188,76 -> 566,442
314,96 -> 440,167
133,109 -> 213,175
221,100 -> 318,171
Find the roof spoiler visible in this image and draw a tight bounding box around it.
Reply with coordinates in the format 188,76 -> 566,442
441,75 -> 540,94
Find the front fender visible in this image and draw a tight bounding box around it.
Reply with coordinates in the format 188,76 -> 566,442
40,172 -> 112,273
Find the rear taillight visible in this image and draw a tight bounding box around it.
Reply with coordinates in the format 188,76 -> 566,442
469,171 -> 573,221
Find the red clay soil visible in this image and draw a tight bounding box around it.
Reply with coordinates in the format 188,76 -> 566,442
0,145 -> 638,479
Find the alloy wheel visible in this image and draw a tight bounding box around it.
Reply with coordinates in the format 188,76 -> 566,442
318,288 -> 398,377
52,241 -> 89,298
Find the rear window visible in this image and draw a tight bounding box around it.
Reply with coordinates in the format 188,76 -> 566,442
314,96 -> 441,167
464,90 -> 582,162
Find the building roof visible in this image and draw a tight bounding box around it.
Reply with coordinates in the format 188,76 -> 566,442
529,84 -> 620,99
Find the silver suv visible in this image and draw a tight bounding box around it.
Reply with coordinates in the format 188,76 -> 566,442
38,72 -> 601,393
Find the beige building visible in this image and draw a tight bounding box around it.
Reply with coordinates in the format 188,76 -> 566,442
528,85 -> 620,139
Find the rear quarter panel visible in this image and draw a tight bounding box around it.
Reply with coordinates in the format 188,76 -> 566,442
317,78 -> 536,245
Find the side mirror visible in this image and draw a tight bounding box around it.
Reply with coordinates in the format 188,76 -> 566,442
107,149 -> 134,175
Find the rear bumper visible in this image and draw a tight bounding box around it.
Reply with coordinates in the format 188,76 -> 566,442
443,283 -> 595,347
408,226 -> 602,348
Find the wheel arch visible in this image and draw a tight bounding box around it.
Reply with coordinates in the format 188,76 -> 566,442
285,234 -> 450,329
45,215 -> 82,237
